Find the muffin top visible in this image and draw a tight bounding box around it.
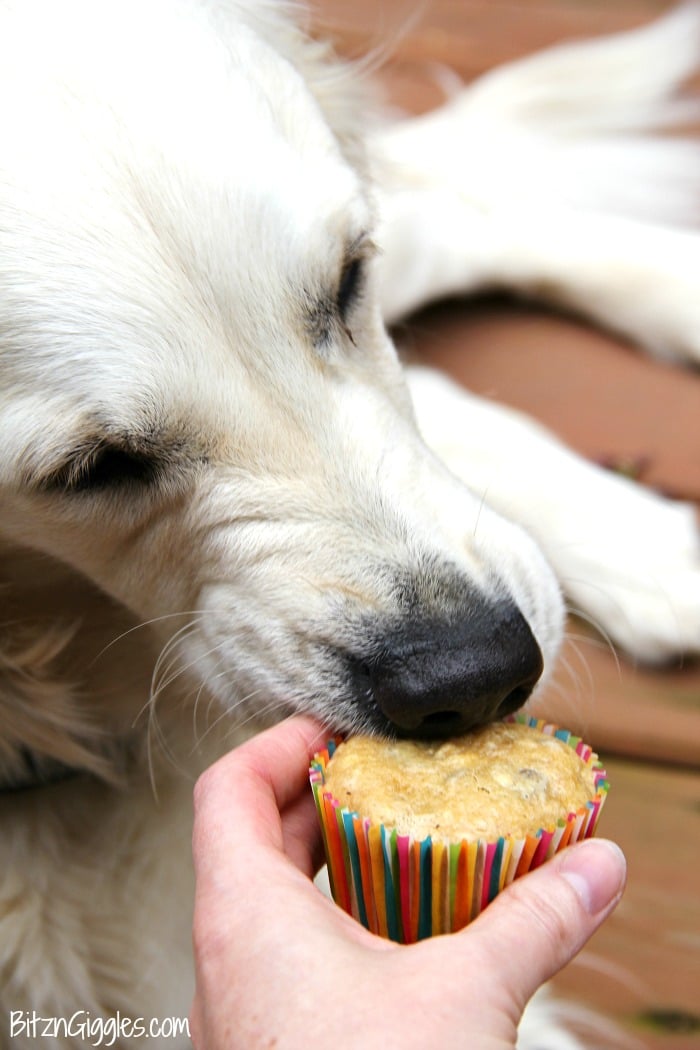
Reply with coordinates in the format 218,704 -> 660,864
322,722 -> 597,841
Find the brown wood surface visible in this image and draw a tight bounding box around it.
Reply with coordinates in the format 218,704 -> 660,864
314,1 -> 700,1045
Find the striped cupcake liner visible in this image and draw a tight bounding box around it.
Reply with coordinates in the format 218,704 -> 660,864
309,713 -> 610,943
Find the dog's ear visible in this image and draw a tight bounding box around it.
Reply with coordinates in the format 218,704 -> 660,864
240,3 -> 372,171
0,618 -> 122,785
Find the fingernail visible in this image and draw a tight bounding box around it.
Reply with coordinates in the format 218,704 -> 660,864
559,840 -> 627,915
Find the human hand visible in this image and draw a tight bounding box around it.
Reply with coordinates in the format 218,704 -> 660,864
190,716 -> 626,1049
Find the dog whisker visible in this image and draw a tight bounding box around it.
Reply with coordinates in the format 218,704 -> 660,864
128,619 -> 214,791
147,628 -> 222,711
220,692 -> 289,741
551,649 -> 595,729
562,599 -> 623,680
192,682 -> 268,750
564,630 -> 618,655
472,487 -> 489,540
150,624 -> 206,699
560,636 -> 595,700
90,610 -> 206,667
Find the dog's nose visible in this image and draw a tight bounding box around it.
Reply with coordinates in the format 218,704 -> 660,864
352,600 -> 543,738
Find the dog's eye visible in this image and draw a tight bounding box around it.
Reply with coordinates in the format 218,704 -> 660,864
308,239 -> 375,351
336,256 -> 363,324
78,445 -> 158,490
50,442 -> 160,493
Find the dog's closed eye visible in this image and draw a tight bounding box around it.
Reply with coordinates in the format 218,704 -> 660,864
307,234 -> 376,351
23,425 -> 197,496
336,256 -> 363,326
42,439 -> 162,493
337,235 -> 378,326
68,441 -> 162,492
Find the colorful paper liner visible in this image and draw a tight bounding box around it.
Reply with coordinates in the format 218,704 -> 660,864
309,713 -> 609,943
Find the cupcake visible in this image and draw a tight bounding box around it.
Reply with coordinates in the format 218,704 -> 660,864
309,714 -> 609,943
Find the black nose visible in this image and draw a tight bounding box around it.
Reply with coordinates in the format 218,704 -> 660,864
350,600 -> 543,739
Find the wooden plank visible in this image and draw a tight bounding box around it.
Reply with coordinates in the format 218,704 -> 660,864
315,0 -> 675,69
408,299 -> 700,502
550,756 -> 700,1049
535,626 -> 700,767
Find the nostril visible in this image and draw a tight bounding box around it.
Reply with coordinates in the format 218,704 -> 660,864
418,710 -> 465,736
422,710 -> 463,728
496,684 -> 535,719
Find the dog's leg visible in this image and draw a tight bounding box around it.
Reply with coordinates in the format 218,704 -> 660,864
407,366 -> 700,661
371,4 -> 700,363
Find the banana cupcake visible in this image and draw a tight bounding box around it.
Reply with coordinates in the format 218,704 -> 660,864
310,714 -> 609,942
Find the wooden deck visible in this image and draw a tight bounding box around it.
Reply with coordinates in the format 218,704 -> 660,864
316,2 -> 700,1045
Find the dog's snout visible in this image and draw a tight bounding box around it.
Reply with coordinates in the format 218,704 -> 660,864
352,600 -> 543,739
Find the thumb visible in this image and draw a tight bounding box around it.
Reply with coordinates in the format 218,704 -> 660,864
460,838 -> 627,1012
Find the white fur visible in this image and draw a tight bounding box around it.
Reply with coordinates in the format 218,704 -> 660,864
1,0 -> 698,1046
373,4 -> 700,361
407,368 -> 700,662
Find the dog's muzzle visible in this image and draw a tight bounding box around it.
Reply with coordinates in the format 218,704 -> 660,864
346,598 -> 543,739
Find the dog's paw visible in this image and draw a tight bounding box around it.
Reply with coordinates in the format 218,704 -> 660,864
559,494 -> 700,662
578,221 -> 700,367
407,367 -> 699,662
518,983 -> 631,1050
374,5 -> 700,362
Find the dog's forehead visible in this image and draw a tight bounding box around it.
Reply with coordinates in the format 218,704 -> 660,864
3,0 -> 362,212
5,3 -> 364,236
1,0 -> 373,400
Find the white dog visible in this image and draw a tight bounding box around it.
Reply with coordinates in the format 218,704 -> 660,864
1,0 -> 699,1046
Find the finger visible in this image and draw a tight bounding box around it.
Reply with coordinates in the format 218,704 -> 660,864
455,839 -> 627,1014
192,715 -> 327,883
